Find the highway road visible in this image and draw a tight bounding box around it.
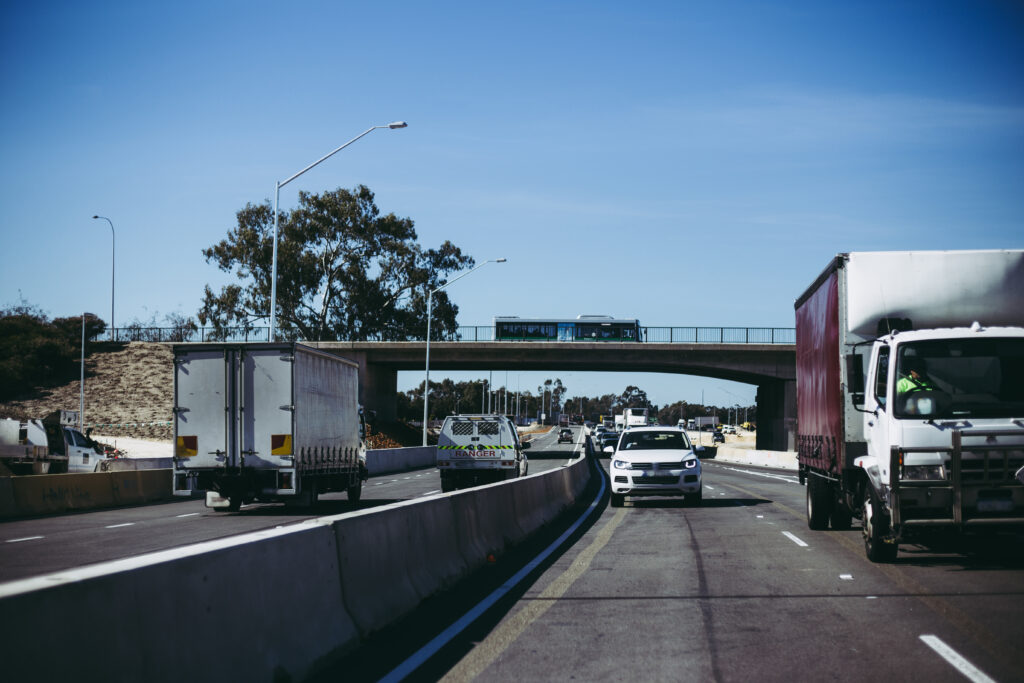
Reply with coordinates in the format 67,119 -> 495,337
0,427 -> 583,582
334,451 -> 1024,682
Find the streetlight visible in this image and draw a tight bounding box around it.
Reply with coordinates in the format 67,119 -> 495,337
91,216 -> 115,339
421,258 -> 507,445
79,313 -> 95,430
268,121 -> 407,342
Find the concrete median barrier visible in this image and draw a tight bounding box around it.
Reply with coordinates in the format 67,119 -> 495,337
366,446 -> 435,476
1,470 -> 176,519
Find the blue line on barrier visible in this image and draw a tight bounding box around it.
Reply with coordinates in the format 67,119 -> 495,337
379,459 -> 608,682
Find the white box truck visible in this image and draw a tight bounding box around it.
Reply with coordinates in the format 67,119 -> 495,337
172,343 -> 367,511
795,250 -> 1024,562
436,414 -> 530,492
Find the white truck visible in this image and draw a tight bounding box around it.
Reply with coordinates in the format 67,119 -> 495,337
795,250 -> 1024,562
0,410 -> 107,474
436,414 -> 530,492
172,342 -> 367,511
614,413 -> 625,432
623,407 -> 649,429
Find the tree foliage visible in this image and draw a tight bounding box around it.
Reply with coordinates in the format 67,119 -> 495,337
0,303 -> 105,402
199,185 -> 474,341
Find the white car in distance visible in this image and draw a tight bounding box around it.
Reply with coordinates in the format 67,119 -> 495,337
607,426 -> 703,507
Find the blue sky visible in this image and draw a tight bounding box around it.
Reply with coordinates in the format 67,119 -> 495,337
2,1 -> 1022,409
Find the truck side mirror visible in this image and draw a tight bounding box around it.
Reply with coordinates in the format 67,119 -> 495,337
846,353 -> 865,394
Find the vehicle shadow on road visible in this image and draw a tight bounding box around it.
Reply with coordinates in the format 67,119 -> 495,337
238,498 -> 404,516
622,497 -> 772,509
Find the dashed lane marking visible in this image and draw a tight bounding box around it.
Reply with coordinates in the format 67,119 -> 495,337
782,531 -> 808,547
920,635 -> 996,683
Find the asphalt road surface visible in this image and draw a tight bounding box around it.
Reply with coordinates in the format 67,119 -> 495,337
0,428 -> 583,582
339,452 -> 1024,683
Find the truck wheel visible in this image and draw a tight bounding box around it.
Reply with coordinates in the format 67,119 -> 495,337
441,478 -> 456,493
610,493 -> 625,508
347,480 -> 362,503
226,497 -> 241,512
862,490 -> 898,563
806,477 -> 832,530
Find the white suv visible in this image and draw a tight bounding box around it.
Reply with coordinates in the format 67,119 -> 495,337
607,426 -> 703,507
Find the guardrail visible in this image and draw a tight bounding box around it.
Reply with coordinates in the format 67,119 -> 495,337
95,325 -> 795,344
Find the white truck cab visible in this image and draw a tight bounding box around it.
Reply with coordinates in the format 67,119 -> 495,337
436,414 -> 530,492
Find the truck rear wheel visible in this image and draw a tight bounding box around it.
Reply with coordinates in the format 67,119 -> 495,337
347,479 -> 362,502
862,490 -> 898,563
806,477 -> 832,530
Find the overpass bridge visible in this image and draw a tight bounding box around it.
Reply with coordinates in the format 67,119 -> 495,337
309,333 -> 797,452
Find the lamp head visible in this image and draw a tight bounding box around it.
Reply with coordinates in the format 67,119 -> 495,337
496,258 -> 507,263
388,121 -> 408,129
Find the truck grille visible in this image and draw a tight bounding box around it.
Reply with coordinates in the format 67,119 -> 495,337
956,451 -> 1024,485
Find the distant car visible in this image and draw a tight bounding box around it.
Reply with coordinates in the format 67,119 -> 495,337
598,431 -> 619,452
722,425 -> 736,434
609,426 -> 703,507
712,430 -> 725,443
558,428 -> 574,444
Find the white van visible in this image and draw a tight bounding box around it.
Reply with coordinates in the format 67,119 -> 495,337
436,414 -> 530,492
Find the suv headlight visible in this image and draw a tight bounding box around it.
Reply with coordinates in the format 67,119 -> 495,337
902,464 -> 946,481
683,458 -> 697,469
612,459 -> 630,470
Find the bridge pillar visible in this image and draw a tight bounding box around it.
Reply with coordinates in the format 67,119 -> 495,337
328,350 -> 398,422
755,379 -> 796,452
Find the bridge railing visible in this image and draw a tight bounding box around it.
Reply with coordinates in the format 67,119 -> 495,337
93,325 -> 795,344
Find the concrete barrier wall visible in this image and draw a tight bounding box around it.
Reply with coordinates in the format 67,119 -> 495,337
0,456 -> 592,682
0,469 -> 174,520
0,447 -> 433,519
366,445 -> 435,476
710,445 -> 798,470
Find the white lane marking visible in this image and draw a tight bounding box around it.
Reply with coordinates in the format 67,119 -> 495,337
919,635 -> 996,683
105,523 -> 135,529
420,490 -> 441,497
756,514 -> 764,518
711,464 -> 799,484
782,531 -> 808,547
704,485 -> 715,490
840,574 -> 853,580
6,536 -> 44,543
175,513 -> 200,518
380,459 -> 608,682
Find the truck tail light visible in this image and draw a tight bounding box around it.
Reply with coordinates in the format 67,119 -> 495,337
176,436 -> 198,457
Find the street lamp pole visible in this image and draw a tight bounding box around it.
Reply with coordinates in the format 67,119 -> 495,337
269,121 -> 407,342
422,258 -> 507,446
91,216 -> 114,339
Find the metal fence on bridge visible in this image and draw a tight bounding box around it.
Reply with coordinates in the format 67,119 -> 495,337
97,325 -> 795,344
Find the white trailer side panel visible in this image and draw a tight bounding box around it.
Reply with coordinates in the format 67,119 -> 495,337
293,347 -> 361,470
845,250 -> 1024,338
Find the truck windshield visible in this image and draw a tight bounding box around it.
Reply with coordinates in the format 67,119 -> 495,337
894,338 -> 1024,419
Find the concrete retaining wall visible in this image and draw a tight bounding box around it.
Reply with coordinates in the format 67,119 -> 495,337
0,456 -> 592,683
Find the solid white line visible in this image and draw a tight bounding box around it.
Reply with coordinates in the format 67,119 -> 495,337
175,512 -> 200,518
380,461 -> 607,682
6,536 -> 44,543
919,635 -> 996,683
105,523 -> 135,529
782,531 -> 808,547
713,464 -> 799,484
420,490 -> 441,497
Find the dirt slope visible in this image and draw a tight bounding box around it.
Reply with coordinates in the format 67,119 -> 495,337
0,342 -> 174,440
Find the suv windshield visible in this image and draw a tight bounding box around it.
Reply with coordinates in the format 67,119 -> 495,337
618,430 -> 691,451
894,338 -> 1024,419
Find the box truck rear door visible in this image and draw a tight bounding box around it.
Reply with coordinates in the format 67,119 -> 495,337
175,349 -> 234,468
240,347 -> 293,467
